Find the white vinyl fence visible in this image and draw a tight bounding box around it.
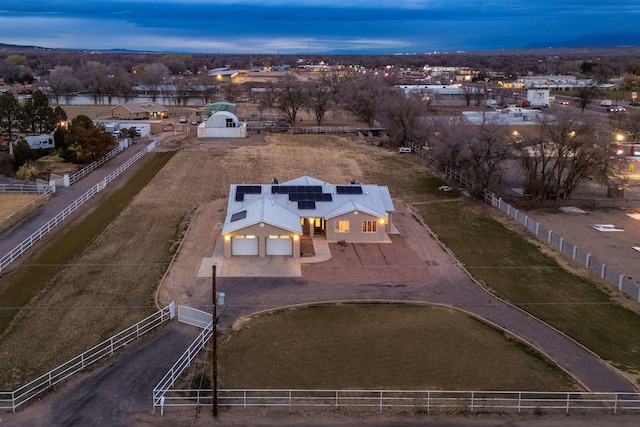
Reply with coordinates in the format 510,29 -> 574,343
480,190 -> 640,302
154,388 -> 640,416
68,139 -> 131,186
153,306 -> 213,413
0,302 -> 175,413
404,141 -> 640,303
0,133 -> 169,274
0,180 -> 54,194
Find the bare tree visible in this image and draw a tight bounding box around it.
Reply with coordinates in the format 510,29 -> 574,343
79,61 -> 110,104
306,83 -> 332,126
344,74 -> 386,127
379,90 -> 428,147
516,110 -> 610,203
575,82 -> 601,113
46,66 -> 80,105
220,81 -> 238,103
458,117 -> 511,193
139,63 -> 170,102
274,74 -> 307,127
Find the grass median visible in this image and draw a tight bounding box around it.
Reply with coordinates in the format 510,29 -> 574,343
218,304 -> 579,391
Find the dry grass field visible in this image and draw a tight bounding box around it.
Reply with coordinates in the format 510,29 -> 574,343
0,194 -> 46,235
0,132 -> 405,388
0,194 -> 40,220
0,131 -> 598,393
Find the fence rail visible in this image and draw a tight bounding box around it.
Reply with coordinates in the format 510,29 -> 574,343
482,191 -> 640,302
154,389 -> 640,415
0,302 -> 175,413
153,322 -> 212,411
68,142 -> 125,185
0,133 -> 169,274
0,182 -> 53,194
404,141 -> 640,303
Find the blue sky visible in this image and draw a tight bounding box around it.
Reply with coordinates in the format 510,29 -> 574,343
1,1 -> 639,54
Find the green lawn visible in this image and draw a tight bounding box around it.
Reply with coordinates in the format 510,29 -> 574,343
219,304 -> 578,391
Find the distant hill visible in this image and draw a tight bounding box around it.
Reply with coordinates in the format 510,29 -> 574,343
523,33 -> 640,50
1,41 -> 639,57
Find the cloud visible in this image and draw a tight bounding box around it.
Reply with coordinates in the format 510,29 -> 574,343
0,0 -> 638,53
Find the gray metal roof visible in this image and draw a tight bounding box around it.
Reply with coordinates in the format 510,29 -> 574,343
222,176 -> 394,234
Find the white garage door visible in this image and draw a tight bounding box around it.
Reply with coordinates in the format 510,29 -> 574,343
266,235 -> 293,256
231,235 -> 259,256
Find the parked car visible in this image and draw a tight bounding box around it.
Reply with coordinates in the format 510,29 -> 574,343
191,120 -> 198,125
179,116 -> 187,123
560,100 -> 569,106
609,106 -> 626,113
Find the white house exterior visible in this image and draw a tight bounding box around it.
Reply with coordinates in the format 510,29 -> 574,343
197,111 -> 247,138
221,176 -> 395,257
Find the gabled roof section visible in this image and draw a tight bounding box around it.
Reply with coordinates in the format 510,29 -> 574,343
222,197 -> 303,235
325,200 -> 383,219
281,176 -> 328,186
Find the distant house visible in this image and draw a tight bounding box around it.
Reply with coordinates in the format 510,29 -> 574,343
197,111 -> 247,138
221,176 -> 395,257
110,102 -> 168,120
207,67 -> 239,82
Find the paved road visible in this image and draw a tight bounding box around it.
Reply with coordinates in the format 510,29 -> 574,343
0,140 -> 150,265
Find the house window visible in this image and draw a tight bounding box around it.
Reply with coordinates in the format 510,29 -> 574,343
226,118 -> 236,128
362,221 -> 377,233
335,220 -> 350,233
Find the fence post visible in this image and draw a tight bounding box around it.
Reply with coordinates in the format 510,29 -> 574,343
379,390 -> 383,412
566,393 -> 570,414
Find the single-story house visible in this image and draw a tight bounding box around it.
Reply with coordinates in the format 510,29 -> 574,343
197,111 -> 247,138
110,102 -> 169,120
221,176 -> 395,257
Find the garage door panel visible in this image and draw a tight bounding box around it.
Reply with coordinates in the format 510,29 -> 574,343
232,236 -> 258,256
266,236 -> 292,256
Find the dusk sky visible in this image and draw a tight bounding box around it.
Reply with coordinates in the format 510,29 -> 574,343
1,1 -> 639,54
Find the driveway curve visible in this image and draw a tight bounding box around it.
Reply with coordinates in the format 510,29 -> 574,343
160,200 -> 637,393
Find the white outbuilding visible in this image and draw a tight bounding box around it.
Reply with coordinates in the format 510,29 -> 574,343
197,111 -> 247,138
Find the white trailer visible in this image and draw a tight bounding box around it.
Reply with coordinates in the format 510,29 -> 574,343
526,89 -> 550,108
25,134 -> 55,150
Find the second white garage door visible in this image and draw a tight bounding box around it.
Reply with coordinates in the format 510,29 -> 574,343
231,235 -> 259,256
266,235 -> 293,256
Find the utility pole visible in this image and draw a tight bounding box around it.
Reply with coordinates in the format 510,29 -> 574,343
212,264 -> 218,417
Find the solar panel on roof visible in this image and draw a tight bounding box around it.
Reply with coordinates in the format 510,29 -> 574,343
336,185 -> 363,194
238,185 -> 261,194
298,200 -> 316,209
230,210 -> 247,222
235,192 -> 245,202
272,185 -> 293,194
